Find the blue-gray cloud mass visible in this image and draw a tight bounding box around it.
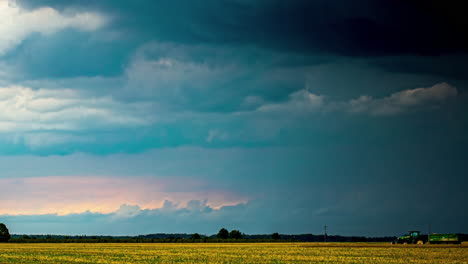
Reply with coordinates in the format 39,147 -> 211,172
0,0 -> 466,236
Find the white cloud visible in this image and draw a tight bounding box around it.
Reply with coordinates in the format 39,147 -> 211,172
0,0 -> 107,55
257,89 -> 324,112
348,82 -> 458,115
0,175 -> 248,215
0,85 -> 152,133
253,82 -> 457,116
206,129 -> 229,143
112,204 -> 142,219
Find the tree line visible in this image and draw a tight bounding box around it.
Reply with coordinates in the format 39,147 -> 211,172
0,224 -> 285,243
0,223 -> 10,242
7,223 -> 463,243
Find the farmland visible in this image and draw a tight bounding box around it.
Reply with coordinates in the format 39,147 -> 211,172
0,243 -> 467,263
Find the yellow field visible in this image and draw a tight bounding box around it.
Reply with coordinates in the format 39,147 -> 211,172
0,243 -> 467,263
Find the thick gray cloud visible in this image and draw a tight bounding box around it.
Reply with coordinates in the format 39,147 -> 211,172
0,0 -> 466,236
10,0 -> 467,83
17,0 -> 468,56
347,83 -> 458,115
251,82 -> 458,116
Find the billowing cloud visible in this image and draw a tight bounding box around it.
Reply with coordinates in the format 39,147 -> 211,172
0,1 -> 107,55
253,82 -> 458,116
257,89 -> 324,113
112,204 -> 142,219
0,0 -> 465,239
348,82 -> 458,115
1,200 -> 250,235
121,42 -> 247,112
0,176 -> 247,215
0,85 -> 151,133
3,181 -> 466,236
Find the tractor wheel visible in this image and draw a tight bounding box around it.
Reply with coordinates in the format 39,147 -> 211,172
417,240 -> 423,245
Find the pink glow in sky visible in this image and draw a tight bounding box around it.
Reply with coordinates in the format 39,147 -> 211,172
0,176 -> 247,215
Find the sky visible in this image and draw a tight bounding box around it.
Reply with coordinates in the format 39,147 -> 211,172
0,0 -> 467,236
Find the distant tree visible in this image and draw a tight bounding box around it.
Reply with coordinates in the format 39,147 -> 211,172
272,233 -> 281,240
0,223 -> 10,242
229,230 -> 243,239
191,233 -> 201,239
217,228 -> 229,239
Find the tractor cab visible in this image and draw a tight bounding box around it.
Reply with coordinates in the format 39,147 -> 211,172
409,231 -> 420,238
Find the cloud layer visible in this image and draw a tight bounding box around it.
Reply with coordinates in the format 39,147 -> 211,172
0,85 -> 151,131
255,82 -> 458,116
0,0 -> 466,237
0,80 -> 457,150
348,82 -> 458,115
0,1 -> 106,55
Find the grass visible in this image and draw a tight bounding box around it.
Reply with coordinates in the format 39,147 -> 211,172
0,242 -> 467,263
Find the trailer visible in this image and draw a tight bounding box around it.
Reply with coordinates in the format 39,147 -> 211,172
428,233 -> 461,244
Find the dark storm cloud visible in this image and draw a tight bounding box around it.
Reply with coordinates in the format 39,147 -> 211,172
372,55 -> 468,81
18,0 -> 468,56
3,30 -> 132,79
1,0 -> 465,236
14,0 -> 468,81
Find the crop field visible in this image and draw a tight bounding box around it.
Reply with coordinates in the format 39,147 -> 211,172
0,243 -> 467,263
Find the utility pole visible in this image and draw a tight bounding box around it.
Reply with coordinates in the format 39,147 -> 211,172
324,225 -> 327,242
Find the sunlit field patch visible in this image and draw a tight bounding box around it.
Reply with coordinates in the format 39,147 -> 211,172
0,243 -> 467,263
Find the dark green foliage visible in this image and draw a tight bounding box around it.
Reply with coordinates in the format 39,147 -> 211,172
0,223 -> 11,242
6,232 -> 408,243
229,230 -> 243,239
8,236 -> 293,243
217,228 -> 229,239
272,232 -> 281,240
191,233 -> 201,239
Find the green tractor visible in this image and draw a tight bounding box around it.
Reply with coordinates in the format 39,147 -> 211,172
393,231 -> 424,244
393,231 -> 461,244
